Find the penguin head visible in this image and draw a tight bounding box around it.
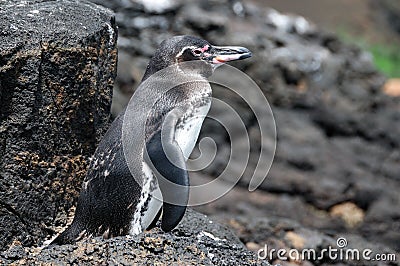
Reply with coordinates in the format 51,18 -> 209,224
142,35 -> 252,80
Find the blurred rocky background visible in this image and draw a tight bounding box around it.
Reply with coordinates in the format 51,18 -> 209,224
89,0 -> 400,264
1,0 -> 400,265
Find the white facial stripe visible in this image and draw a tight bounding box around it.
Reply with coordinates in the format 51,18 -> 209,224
175,45 -> 198,58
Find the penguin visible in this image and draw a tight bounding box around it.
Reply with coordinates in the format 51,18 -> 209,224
50,35 -> 251,245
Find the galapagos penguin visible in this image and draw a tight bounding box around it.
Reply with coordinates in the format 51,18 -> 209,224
50,35 -> 252,245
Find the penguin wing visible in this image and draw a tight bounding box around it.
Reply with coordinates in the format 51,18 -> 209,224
145,107 -> 189,232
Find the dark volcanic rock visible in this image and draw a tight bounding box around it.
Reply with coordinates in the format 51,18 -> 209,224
2,0 -> 399,264
0,210 -> 269,266
88,0 -> 400,255
0,0 -> 117,251
214,214 -> 399,266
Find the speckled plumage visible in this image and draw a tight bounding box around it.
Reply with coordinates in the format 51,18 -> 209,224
50,36 -> 251,245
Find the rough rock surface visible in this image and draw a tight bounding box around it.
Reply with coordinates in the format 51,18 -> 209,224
214,213 -> 399,266
0,0 -> 117,251
88,0 -> 400,260
1,0 -> 400,265
0,209 -> 269,266
197,181 -> 400,265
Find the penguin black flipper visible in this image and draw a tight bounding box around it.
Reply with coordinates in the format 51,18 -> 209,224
145,108 -> 190,232
146,208 -> 162,230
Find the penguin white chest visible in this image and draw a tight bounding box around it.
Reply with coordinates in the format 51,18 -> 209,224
174,103 -> 211,160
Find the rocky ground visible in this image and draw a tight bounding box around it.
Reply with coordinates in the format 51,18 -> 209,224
90,0 -> 400,264
1,209 -> 267,265
1,0 -> 399,265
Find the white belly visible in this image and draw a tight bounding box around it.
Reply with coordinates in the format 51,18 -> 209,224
130,162 -> 162,235
174,103 -> 211,160
129,98 -> 211,234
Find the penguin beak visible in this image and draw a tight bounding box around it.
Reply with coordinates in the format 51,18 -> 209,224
209,46 -> 252,64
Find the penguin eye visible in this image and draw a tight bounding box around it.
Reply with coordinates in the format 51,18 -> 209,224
192,49 -> 202,56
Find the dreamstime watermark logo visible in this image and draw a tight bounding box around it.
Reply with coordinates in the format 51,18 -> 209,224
121,61 -> 276,206
257,237 -> 398,263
